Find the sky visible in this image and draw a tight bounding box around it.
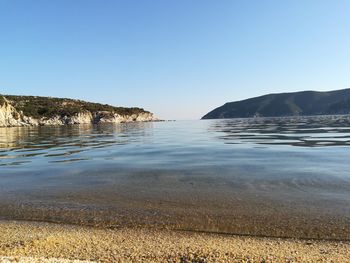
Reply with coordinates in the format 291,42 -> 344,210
0,0 -> 350,120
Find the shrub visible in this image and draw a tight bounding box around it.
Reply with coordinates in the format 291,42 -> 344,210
2,95 -> 149,118
0,96 -> 6,106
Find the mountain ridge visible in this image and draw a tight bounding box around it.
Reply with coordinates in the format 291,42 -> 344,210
202,88 -> 350,119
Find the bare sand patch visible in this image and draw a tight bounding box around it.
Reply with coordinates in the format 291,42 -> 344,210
0,220 -> 349,262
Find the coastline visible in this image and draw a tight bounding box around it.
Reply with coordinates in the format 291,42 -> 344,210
0,220 -> 349,263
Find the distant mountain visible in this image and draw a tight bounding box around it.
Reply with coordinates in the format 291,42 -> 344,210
202,89 -> 350,119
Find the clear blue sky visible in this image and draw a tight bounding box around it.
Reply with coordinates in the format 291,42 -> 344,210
0,0 -> 349,120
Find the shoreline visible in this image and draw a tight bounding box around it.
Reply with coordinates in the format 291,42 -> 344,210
2,216 -> 350,243
0,220 -> 349,262
1,198 -> 349,241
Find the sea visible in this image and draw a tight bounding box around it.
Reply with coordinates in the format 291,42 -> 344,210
0,116 -> 349,240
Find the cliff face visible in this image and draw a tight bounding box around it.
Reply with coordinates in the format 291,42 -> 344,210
0,96 -> 156,127
0,101 -> 23,127
202,88 -> 350,119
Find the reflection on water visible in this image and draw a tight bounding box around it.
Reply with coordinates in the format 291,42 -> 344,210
1,115 -> 350,167
0,122 -> 154,166
0,116 -> 350,240
211,115 -> 350,147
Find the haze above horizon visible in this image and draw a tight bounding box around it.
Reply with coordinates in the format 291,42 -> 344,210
1,0 -> 349,120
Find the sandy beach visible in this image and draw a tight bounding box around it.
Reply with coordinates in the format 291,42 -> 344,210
0,220 -> 349,263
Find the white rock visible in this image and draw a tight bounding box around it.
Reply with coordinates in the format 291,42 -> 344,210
0,99 -> 157,127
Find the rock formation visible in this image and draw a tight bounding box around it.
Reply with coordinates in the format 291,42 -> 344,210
0,95 -> 157,127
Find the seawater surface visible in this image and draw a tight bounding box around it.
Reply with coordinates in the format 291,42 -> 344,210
0,116 -> 350,240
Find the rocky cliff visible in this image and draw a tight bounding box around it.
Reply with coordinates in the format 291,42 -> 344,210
0,95 -> 157,127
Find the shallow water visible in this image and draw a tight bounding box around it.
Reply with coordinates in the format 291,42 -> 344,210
0,116 -> 350,239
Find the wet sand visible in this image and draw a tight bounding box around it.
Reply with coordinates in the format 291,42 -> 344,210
0,220 -> 349,263
1,180 -> 349,241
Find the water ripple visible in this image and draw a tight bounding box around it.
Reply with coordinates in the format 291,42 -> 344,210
211,115 -> 350,147
0,116 -> 350,167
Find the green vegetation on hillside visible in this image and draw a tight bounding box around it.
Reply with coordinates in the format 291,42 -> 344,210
1,95 -> 149,118
0,96 -> 5,106
329,99 -> 350,113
